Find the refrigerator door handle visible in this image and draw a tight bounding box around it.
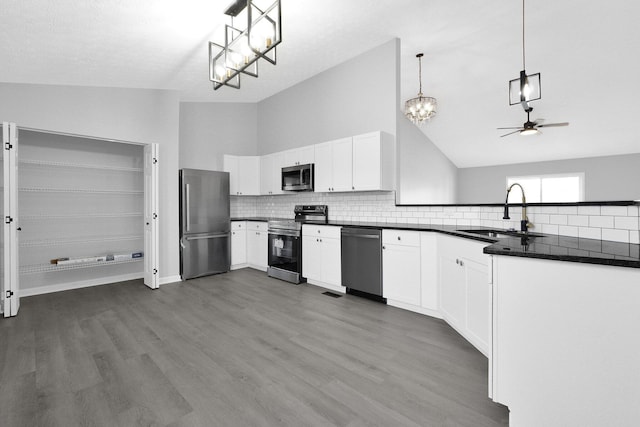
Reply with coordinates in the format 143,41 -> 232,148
184,233 -> 229,241
185,183 -> 191,232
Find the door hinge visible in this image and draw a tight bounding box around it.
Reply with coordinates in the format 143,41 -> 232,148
153,269 -> 158,275
6,290 -> 13,298
5,216 -> 13,224
4,142 -> 12,150
153,157 -> 158,164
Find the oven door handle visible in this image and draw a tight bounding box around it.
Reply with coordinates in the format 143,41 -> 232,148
268,229 -> 300,238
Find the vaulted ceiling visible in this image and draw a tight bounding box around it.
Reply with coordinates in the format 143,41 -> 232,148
1,0 -> 639,167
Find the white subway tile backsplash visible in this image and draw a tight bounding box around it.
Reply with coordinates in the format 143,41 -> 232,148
557,206 -> 578,215
549,215 -> 568,225
601,206 -> 629,216
568,215 -> 589,227
558,225 -> 579,237
237,192 -> 639,244
589,215 -> 614,228
578,206 -> 601,216
602,228 -> 630,243
532,213 -> 550,224
579,227 -> 601,240
615,216 -> 639,230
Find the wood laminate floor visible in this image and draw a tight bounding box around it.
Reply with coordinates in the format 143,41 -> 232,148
0,269 -> 509,426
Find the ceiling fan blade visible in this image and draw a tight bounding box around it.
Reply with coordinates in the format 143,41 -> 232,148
537,122 -> 569,128
500,129 -> 522,137
497,126 -> 523,130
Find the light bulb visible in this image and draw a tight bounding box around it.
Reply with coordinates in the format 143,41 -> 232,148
214,65 -> 226,79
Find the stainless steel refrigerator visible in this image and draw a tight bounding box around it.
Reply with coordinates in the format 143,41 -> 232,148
179,169 -> 231,280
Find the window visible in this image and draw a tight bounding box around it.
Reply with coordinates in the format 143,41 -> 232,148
506,173 -> 584,203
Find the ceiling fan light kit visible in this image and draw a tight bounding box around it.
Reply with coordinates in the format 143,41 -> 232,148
405,53 -> 437,126
208,0 -> 282,90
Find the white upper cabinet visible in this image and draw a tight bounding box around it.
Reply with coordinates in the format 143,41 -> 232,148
223,155 -> 260,196
260,152 -> 284,195
352,131 -> 395,192
313,131 -> 395,193
283,146 -> 315,167
314,137 -> 353,192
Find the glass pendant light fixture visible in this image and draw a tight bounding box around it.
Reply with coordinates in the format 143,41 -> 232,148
509,0 -> 541,111
209,0 -> 281,90
405,53 -> 437,125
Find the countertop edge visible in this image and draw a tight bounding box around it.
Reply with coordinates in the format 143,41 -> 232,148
231,217 -> 640,269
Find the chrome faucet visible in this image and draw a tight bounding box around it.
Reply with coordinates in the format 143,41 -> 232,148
503,183 -> 533,233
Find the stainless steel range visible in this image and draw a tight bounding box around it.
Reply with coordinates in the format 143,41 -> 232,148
267,205 -> 328,284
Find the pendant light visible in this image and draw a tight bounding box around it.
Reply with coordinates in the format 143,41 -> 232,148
405,53 -> 437,125
209,0 -> 282,90
509,0 -> 541,111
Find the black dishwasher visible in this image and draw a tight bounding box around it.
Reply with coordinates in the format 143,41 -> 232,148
341,227 -> 385,302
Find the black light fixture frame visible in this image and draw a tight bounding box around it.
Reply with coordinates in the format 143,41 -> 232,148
508,0 -> 542,111
209,0 -> 282,90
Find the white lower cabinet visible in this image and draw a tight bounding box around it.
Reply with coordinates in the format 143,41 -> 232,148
246,221 -> 268,271
230,221 -> 247,269
302,225 -> 342,292
438,235 -> 491,356
382,230 -> 421,307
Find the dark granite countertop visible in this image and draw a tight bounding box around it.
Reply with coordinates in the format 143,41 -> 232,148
231,217 -> 640,268
231,217 -> 290,222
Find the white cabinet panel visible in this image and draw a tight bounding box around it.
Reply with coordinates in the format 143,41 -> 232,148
438,234 -> 490,356
352,132 -> 381,191
420,233 -> 438,311
465,258 -> 490,352
313,138 -> 352,192
260,152 -> 284,195
246,227 -> 267,271
284,146 -> 315,167
314,142 -> 333,192
331,138 -> 353,191
223,155 -> 260,196
302,225 -> 342,290
383,242 -> 421,306
231,222 -> 247,268
439,253 -> 466,327
321,236 -> 341,287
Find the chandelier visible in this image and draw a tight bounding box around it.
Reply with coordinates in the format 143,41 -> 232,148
209,0 -> 282,90
404,53 -> 437,125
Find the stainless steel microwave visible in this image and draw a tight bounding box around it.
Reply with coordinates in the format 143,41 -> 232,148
282,163 -> 314,191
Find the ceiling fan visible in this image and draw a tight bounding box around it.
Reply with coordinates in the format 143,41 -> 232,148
498,110 -> 569,137
498,0 -> 569,137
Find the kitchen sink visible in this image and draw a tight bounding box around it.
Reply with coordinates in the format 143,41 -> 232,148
458,229 -> 542,239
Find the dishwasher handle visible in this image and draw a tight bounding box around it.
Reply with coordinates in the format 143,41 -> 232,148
341,229 -> 381,239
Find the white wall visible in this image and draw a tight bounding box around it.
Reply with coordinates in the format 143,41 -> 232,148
0,82 -> 181,282
179,102 -> 258,170
256,39 -> 399,154
396,110 -> 458,204
457,153 -> 640,203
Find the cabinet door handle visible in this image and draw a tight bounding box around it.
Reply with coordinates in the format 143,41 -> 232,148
382,245 -> 386,249
352,186 -> 354,190
459,260 -> 464,267
397,236 -> 401,241
456,259 -> 459,264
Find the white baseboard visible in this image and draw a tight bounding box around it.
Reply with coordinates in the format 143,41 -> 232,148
20,272 -> 144,297
159,275 -> 181,286
386,299 -> 442,319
